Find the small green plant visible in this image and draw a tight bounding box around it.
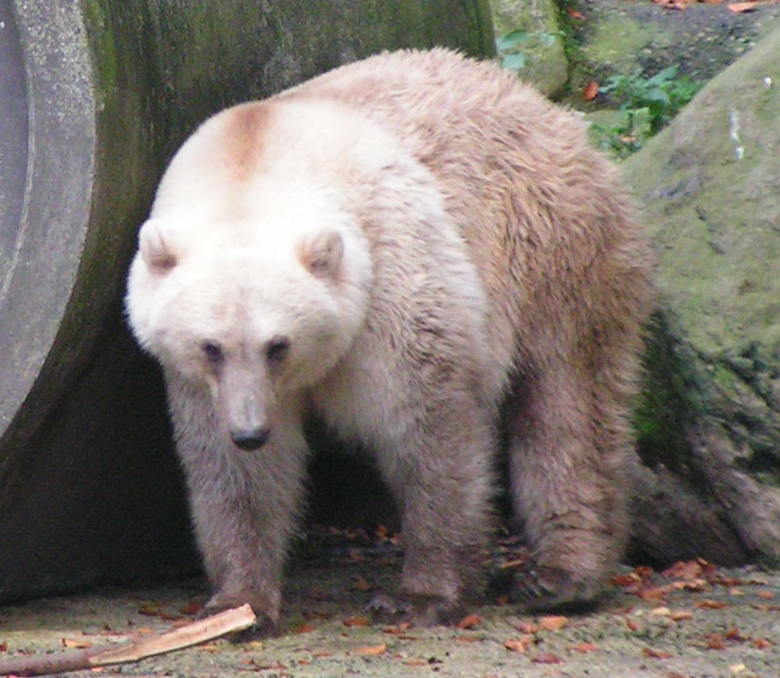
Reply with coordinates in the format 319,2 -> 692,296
592,65 -> 702,158
495,29 -> 558,72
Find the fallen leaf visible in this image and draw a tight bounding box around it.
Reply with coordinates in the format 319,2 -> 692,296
705,634 -> 726,650
695,599 -> 727,609
504,638 -> 528,653
354,643 -> 387,656
626,618 -> 641,631
757,589 -> 775,599
62,638 -> 92,649
403,659 -> 429,666
0,643 -> 7,652
752,638 -> 771,649
456,613 -> 481,629
515,621 -> 539,634
583,80 -> 599,101
566,7 -> 586,20
650,606 -> 671,616
539,615 -> 568,631
343,616 -> 370,627
670,610 -> 694,621
353,576 -> 372,592
643,647 -> 673,659
728,2 -> 760,12
312,651 -> 333,658
662,560 -> 705,580
725,627 -> 747,642
571,642 -> 599,653
729,663 -> 747,674
383,623 -> 412,634
532,652 -> 564,664
179,601 -> 203,616
294,623 -> 316,634
729,587 -> 745,596
638,586 -> 670,601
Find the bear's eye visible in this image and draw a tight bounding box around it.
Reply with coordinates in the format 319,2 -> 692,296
266,335 -> 290,365
201,340 -> 224,364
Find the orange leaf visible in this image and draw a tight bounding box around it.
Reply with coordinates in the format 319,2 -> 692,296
626,618 -> 641,631
695,599 -> 727,609
670,610 -> 694,621
515,621 -> 539,634
354,643 -> 387,656
539,615 -> 568,631
533,652 -> 564,664
504,638 -> 528,653
566,8 -> 586,20
62,638 -> 92,649
343,616 -> 370,627
456,613 -> 482,629
294,623 -> 316,633
757,589 -> 775,599
728,2 -> 760,12
643,647 -> 673,659
572,642 -> 599,653
753,638 -> 772,649
583,80 -> 599,101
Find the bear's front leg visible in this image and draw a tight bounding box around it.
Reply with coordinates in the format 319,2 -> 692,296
167,379 -> 308,635
371,393 -> 496,626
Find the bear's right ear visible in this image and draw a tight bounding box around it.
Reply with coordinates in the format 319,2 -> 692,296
138,219 -> 177,274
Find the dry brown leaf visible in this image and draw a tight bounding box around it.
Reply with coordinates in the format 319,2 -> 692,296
752,638 -> 771,649
532,652 -> 564,664
695,599 -> 727,609
705,634 -> 726,650
643,647 -> 674,659
62,638 -> 92,649
354,643 -> 387,656
294,623 -> 316,634
343,616 -> 370,627
728,2 -> 760,12
571,642 -> 599,653
515,621 -> 539,634
353,576 -> 372,592
566,7 -> 586,20
583,81 -> 599,101
757,589 -> 775,599
670,610 -> 694,621
456,613 -> 482,630
504,638 -> 528,653
626,618 -> 641,631
539,615 -> 568,631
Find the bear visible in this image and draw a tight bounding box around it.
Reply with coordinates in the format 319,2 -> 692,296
126,48 -> 654,633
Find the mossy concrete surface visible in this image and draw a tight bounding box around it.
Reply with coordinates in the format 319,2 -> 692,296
489,0 -> 568,96
0,0 -> 494,602
623,26 -> 780,565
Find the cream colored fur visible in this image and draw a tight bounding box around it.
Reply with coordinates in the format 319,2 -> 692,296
126,49 -> 654,630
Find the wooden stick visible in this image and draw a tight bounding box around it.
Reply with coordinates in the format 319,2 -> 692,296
0,603 -> 256,676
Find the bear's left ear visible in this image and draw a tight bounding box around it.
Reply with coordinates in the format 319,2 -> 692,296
298,229 -> 344,279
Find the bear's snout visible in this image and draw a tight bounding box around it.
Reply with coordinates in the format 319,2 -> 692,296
230,426 -> 271,451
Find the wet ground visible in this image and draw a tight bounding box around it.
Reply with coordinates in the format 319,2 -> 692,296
1,539 -> 779,678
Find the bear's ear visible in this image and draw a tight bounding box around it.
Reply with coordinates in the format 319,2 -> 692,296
138,219 -> 177,274
298,229 -> 344,279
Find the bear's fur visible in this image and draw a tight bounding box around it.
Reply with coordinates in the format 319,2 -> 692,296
126,49 -> 654,631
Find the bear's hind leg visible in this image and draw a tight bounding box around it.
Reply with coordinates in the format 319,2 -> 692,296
507,364 -> 630,611
371,394 -> 496,626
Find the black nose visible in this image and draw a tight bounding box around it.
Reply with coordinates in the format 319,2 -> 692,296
230,427 -> 270,451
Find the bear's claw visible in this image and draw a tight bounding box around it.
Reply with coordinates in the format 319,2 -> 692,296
510,563 -> 603,613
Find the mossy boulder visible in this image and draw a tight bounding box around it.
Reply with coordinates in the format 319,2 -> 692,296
623,26 -> 780,566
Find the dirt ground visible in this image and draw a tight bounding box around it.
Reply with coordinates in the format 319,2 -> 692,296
1,542 -> 779,678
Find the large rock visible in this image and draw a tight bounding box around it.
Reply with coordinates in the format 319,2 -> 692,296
623,26 -> 780,566
0,0 -> 494,602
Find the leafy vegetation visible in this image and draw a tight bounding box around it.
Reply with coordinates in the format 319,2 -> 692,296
591,66 -> 703,157
495,29 -> 558,72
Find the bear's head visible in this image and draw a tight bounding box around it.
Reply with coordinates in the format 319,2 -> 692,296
126,191 -> 373,452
